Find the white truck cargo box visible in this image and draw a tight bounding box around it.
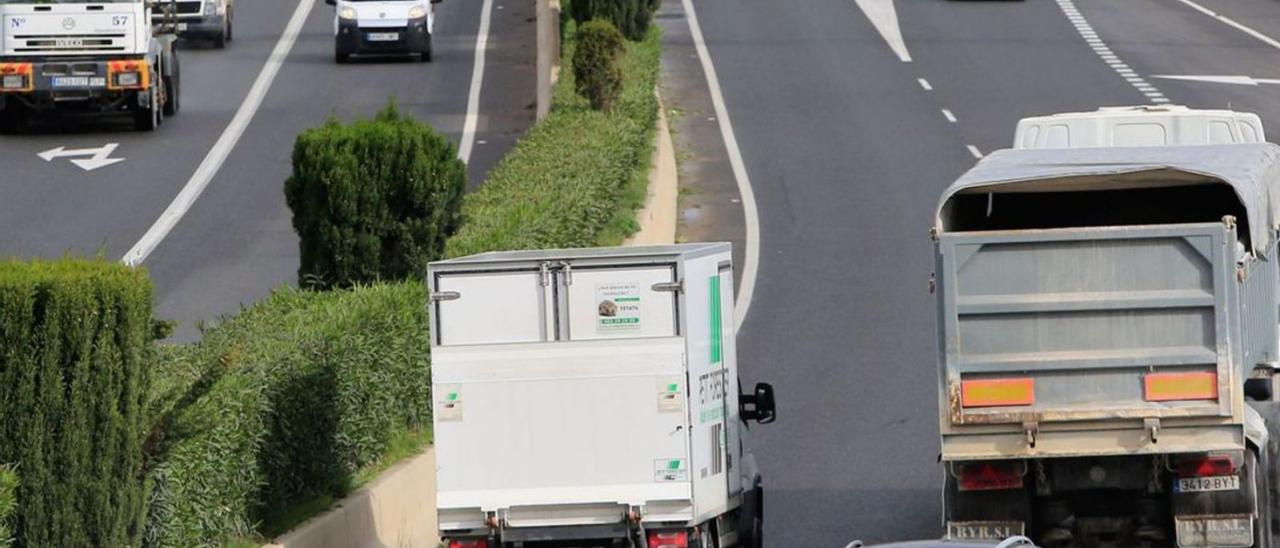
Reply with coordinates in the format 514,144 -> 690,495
1014,105 -> 1264,149
428,244 -> 773,546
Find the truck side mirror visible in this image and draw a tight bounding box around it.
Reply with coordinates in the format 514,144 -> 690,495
740,383 -> 776,424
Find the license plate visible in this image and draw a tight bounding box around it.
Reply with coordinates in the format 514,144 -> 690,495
177,23 -> 188,31
947,521 -> 1025,541
51,76 -> 104,88
1176,475 -> 1240,493
367,32 -> 399,42
1175,517 -> 1253,547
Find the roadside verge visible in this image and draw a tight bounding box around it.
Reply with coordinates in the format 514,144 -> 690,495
623,95 -> 679,247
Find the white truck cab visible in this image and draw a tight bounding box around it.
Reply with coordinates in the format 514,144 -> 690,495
1014,105 -> 1265,149
0,0 -> 179,131
326,0 -> 440,63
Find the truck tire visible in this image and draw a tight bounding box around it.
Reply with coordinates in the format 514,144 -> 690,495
1255,449 -> 1274,548
335,48 -> 350,64
739,484 -> 763,548
0,104 -> 27,134
163,49 -> 180,116
133,87 -> 160,131
213,20 -> 227,49
226,9 -> 234,42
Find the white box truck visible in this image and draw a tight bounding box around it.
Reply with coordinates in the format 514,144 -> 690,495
428,244 -> 776,548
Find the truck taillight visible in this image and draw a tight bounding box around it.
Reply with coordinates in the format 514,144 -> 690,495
107,60 -> 149,90
447,539 -> 489,548
953,460 -> 1026,491
0,63 -> 32,92
647,530 -> 689,548
1174,453 -> 1240,478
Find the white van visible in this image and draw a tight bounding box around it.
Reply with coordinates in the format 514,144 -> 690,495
327,0 -> 440,63
1014,105 -> 1265,149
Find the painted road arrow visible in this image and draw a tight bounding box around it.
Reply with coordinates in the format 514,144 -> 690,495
1151,74 -> 1280,86
38,143 -> 125,171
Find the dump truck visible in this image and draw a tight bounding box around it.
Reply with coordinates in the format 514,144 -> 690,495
0,0 -> 180,132
933,110 -> 1280,548
428,244 -> 776,548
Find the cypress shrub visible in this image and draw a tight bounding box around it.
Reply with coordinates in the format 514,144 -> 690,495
569,0 -> 655,41
144,283 -> 430,547
0,259 -> 153,547
0,465 -> 15,546
573,20 -> 625,112
285,102 -> 466,290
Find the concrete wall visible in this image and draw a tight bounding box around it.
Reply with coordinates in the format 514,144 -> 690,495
265,448 -> 439,548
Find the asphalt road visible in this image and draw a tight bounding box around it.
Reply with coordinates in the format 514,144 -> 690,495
0,0 -> 534,340
670,0 -> 1280,544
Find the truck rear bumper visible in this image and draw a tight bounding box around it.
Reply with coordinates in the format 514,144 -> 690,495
941,422 -> 1244,461
0,58 -> 148,112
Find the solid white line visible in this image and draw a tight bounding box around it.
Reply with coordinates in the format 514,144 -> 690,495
854,0 -> 912,62
1174,0 -> 1280,50
967,145 -> 983,159
918,78 -> 933,90
682,0 -> 762,328
941,109 -> 957,123
122,0 -> 316,266
458,0 -> 494,164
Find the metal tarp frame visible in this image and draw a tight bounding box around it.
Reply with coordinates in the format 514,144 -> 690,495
935,143 -> 1280,252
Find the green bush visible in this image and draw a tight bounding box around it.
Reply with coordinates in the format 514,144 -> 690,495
0,259 -> 153,548
569,0 -> 656,41
573,20 -> 625,112
143,283 -> 430,547
447,21 -> 661,257
285,102 -> 466,290
0,465 -> 16,546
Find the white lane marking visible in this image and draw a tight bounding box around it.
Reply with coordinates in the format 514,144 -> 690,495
1174,0 -> 1280,50
39,143 -> 124,171
122,0 -> 316,266
682,0 -> 761,328
1153,74 -> 1280,86
853,0 -> 912,62
967,145 -> 983,159
918,77 -> 932,90
458,0 -> 494,164
941,109 -> 956,123
1054,0 -> 1168,104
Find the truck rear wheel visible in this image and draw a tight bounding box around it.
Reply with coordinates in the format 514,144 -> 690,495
1254,449 -> 1274,548
163,50 -> 180,116
133,87 -> 160,131
0,103 -> 27,134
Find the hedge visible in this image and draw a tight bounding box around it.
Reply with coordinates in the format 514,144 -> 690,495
569,0 -> 658,41
0,465 -> 15,546
285,102 -> 466,290
143,283 -> 430,547
446,18 -> 660,257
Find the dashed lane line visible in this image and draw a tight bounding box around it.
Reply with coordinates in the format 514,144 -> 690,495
1055,0 -> 1169,104
967,145 -> 983,159
918,78 -> 932,91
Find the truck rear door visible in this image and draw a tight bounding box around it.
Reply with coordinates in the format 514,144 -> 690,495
938,222 -> 1236,426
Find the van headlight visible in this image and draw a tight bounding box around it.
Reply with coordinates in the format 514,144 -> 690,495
204,0 -> 216,15
339,6 -> 357,20
407,5 -> 426,18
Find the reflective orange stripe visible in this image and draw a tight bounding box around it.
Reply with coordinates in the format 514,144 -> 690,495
1145,372 -> 1217,402
961,378 -> 1035,408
